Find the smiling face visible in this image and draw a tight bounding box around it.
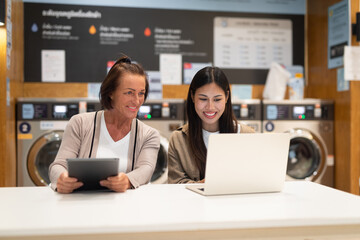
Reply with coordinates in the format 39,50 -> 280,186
110,73 -> 146,120
192,82 -> 228,132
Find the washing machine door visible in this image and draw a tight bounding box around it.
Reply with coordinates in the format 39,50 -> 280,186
286,129 -> 326,181
27,130 -> 63,186
150,136 -> 169,184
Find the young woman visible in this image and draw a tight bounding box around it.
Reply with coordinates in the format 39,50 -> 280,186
49,56 -> 160,193
167,67 -> 255,183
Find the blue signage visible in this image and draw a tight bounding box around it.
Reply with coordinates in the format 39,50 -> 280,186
328,0 -> 350,69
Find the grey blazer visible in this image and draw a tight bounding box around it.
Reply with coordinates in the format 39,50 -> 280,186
49,110 -> 160,191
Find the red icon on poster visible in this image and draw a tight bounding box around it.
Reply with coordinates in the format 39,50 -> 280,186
144,27 -> 151,37
184,62 -> 192,69
107,61 -> 115,73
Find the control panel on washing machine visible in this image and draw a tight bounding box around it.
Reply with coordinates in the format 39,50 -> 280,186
137,101 -> 185,120
52,103 -> 79,119
232,104 -> 261,120
263,103 -> 334,120
17,99 -> 102,120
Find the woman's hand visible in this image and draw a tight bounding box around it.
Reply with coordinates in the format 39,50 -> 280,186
100,173 -> 131,192
198,179 -> 205,183
56,172 -> 83,193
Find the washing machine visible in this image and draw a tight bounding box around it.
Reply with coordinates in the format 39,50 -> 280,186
137,99 -> 185,184
16,98 -> 102,186
232,99 -> 262,133
262,99 -> 334,187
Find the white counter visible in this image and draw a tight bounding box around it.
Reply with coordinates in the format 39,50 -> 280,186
0,181 -> 360,240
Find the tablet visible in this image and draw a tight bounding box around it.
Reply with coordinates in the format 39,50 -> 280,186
67,158 -> 119,191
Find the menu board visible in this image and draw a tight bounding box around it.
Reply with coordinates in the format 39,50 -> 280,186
24,3 -> 304,84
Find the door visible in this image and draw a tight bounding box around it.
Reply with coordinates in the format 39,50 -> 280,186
27,131 -> 63,186
286,128 -> 326,181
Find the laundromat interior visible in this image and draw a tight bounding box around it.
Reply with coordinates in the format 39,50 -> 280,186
1,0 -> 360,239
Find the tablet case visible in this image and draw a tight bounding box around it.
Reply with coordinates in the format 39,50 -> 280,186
67,158 -> 119,191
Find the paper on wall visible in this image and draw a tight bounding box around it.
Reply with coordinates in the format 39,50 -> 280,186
286,65 -> 304,100
344,46 -> 360,81
337,68 -> 349,91
147,71 -> 163,100
87,83 -> 101,99
41,50 -> 66,82
183,62 -> 212,84
160,54 -> 182,85
231,85 -> 252,100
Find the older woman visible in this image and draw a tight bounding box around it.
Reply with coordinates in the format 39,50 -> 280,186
49,56 -> 160,193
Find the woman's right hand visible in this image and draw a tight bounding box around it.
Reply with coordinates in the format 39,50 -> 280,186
56,172 -> 83,193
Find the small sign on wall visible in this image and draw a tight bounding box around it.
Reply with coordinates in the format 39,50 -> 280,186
41,50 -> 66,82
337,68 -> 349,91
160,54 -> 182,85
344,46 -> 360,81
327,0 -> 350,69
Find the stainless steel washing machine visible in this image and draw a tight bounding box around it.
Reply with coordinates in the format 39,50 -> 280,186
137,99 -> 185,184
16,98 -> 102,186
262,99 -> 334,187
232,99 -> 262,133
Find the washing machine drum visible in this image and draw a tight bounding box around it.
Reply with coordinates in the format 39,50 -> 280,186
286,129 -> 325,181
27,131 -> 63,186
150,136 -> 169,184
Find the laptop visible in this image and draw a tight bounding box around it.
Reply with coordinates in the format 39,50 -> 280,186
186,133 -> 290,196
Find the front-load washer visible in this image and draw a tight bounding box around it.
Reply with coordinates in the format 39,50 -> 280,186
16,98 -> 102,186
232,99 -> 262,133
262,99 -> 334,187
137,99 -> 185,184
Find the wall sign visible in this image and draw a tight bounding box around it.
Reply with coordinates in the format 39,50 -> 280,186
327,0 -> 350,69
214,17 -> 292,69
24,3 -> 304,84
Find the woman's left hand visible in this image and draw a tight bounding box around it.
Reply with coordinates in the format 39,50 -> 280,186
100,173 -> 131,192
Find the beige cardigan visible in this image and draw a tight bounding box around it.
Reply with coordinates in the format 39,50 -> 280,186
49,110 -> 160,190
167,123 -> 255,184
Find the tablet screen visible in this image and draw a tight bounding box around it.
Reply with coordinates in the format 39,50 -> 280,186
67,158 -> 119,191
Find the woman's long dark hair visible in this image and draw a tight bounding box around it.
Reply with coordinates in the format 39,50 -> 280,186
186,67 -> 237,179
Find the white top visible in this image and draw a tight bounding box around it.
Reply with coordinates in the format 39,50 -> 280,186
203,123 -> 241,148
96,113 -> 129,173
1,181 -> 360,238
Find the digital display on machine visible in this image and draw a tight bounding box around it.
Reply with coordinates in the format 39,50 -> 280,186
22,104 -> 34,119
293,106 -> 306,119
138,105 -> 151,119
53,104 -> 67,118
34,104 -> 48,119
54,105 -> 67,113
139,106 -> 151,114
266,105 -> 289,120
22,104 -> 48,119
232,105 -> 241,119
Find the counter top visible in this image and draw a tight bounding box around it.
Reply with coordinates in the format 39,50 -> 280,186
1,181 -> 360,239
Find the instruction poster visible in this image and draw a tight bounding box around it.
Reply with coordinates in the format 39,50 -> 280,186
24,3 -> 304,84
328,0 -> 350,69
